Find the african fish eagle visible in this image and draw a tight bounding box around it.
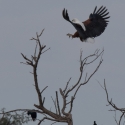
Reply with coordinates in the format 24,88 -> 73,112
62,6 -> 110,42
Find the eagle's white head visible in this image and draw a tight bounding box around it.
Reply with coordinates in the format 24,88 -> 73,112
72,18 -> 86,31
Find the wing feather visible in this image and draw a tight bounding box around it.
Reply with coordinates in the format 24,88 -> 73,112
93,6 -> 97,14
62,8 -> 71,22
83,6 -> 110,38
103,16 -> 110,19
96,6 -> 103,14
62,8 -> 85,37
99,9 -> 107,15
101,12 -> 109,17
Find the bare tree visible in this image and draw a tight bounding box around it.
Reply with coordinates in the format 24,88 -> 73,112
0,29 -> 104,125
99,80 -> 125,125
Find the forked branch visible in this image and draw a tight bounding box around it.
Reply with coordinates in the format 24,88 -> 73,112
1,29 -> 104,125
60,49 -> 104,117
102,80 -> 125,125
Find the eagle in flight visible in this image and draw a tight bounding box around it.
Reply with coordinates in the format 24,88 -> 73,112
62,6 -> 110,42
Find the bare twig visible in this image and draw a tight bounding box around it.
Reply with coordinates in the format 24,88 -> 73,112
56,91 -> 61,116
51,97 -> 58,114
59,88 -> 68,116
96,79 -> 105,89
73,52 -> 103,98
41,86 -> 48,94
63,78 -> 72,94
20,62 -> 29,65
38,29 -> 45,37
113,111 -> 119,125
68,96 -> 74,113
103,80 -> 125,125
43,97 -> 45,105
65,49 -> 103,99
38,116 -> 66,125
119,112 -> 125,125
41,47 -> 50,54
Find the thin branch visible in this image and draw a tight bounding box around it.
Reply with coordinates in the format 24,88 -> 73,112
84,49 -> 104,65
59,88 -> 68,116
36,32 -> 42,49
34,41 -> 38,56
119,112 -> 125,125
51,97 -> 58,114
103,80 -> 125,125
42,97 -> 45,105
41,86 -> 48,94
38,29 -> 45,37
20,62 -> 29,65
113,111 -> 119,125
96,79 -> 105,90
0,109 -> 43,114
38,116 -> 66,125
56,91 -> 61,116
65,65 -> 83,97
38,117 -> 46,125
30,38 -> 38,41
41,47 -> 50,54
63,78 -> 71,94
68,96 -> 74,113
21,53 -> 33,66
65,49 -> 103,98
73,57 -> 102,98
104,80 -> 125,111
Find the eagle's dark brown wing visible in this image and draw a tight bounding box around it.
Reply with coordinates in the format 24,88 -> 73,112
83,6 -> 110,38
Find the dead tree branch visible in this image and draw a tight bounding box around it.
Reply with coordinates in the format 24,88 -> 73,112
101,79 -> 125,125
51,96 -> 58,114
56,91 -> 61,116
1,29 -> 104,125
41,86 -> 48,94
59,49 -> 104,115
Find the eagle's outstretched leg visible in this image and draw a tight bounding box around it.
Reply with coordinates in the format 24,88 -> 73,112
67,33 -> 73,38
67,32 -> 79,39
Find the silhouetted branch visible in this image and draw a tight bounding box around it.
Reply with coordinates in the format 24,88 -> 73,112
41,47 -> 51,54
38,116 -> 66,125
51,96 -> 58,114
41,86 -> 48,94
1,29 -> 104,125
0,109 -> 43,115
65,49 -> 103,98
102,79 -> 125,125
59,88 -> 68,116
68,96 -> 74,113
56,91 -> 61,116
63,78 -> 71,94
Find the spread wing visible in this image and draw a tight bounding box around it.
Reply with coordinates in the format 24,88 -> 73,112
62,8 -> 84,33
62,8 -> 71,23
83,6 -> 110,38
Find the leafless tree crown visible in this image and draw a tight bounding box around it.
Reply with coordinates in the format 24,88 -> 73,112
99,80 -> 125,125
0,29 -> 104,125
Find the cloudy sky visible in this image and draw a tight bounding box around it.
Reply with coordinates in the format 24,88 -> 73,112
0,0 -> 125,125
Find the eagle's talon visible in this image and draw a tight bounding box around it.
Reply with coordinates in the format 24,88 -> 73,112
67,33 -> 73,38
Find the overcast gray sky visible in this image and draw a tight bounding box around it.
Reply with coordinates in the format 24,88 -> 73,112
0,1 -> 125,125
